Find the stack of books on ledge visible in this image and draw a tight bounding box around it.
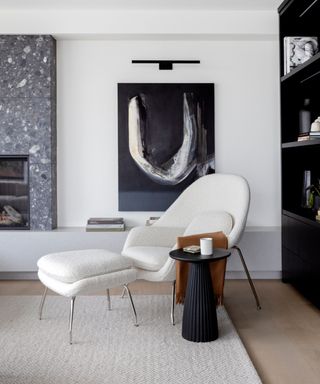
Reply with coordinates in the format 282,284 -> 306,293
86,217 -> 125,232
298,132 -> 320,141
145,216 -> 160,226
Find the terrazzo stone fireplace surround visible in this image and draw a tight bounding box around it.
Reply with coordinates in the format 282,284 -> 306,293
0,35 -> 57,230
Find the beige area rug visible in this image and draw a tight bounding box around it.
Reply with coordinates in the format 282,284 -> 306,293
0,295 -> 261,384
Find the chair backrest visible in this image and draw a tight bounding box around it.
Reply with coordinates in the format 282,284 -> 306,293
155,173 -> 250,247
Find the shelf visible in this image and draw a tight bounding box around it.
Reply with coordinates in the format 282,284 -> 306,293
282,140 -> 320,148
279,0 -> 320,20
0,226 -> 131,233
278,0 -> 294,14
283,209 -> 320,228
281,51 -> 320,83
280,0 -> 320,309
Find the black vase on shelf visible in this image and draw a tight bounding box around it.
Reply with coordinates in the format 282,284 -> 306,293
299,99 -> 312,135
301,170 -> 311,208
313,195 -> 320,212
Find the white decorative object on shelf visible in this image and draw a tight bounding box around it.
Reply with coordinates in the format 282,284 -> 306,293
284,36 -> 318,75
310,117 -> 320,132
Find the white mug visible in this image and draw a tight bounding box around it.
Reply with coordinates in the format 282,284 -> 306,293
200,238 -> 213,255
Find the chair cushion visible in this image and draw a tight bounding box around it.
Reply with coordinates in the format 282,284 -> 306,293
184,210 -> 233,236
122,246 -> 172,271
37,249 -> 133,284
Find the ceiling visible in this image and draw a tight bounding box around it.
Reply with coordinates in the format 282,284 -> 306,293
0,0 -> 282,11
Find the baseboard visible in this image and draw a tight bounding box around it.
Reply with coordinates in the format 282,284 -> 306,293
0,272 -> 38,280
0,271 -> 282,281
225,271 -> 281,279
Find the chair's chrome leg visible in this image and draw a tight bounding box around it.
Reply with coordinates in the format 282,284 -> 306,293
69,296 -> 76,345
121,286 -> 126,299
106,288 -> 111,310
38,286 -> 48,320
123,284 -> 138,327
233,246 -> 262,310
171,280 -> 176,326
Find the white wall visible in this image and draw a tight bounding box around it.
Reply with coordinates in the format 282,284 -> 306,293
0,6 -> 282,275
0,10 -> 276,37
0,227 -> 281,278
57,39 -> 281,228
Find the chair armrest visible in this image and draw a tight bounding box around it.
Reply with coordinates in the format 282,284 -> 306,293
227,220 -> 246,248
122,226 -> 185,251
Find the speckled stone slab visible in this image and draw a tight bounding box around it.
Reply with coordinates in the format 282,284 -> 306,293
0,35 -> 56,230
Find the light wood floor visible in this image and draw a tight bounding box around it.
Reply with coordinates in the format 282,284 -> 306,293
1,279 -> 320,384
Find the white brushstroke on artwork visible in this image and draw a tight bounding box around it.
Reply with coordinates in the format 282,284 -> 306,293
128,93 -> 197,185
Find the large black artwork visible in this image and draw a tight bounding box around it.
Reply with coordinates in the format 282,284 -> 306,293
118,83 -> 215,211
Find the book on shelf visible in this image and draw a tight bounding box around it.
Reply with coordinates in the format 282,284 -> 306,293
297,132 -> 320,141
86,223 -> 125,229
145,216 -> 160,226
86,217 -> 125,231
297,135 -> 309,141
86,227 -> 125,232
87,217 -> 124,224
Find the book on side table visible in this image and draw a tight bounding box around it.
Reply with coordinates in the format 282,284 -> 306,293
183,245 -> 201,254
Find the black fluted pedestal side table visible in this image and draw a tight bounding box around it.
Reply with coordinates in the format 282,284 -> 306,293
169,248 -> 231,342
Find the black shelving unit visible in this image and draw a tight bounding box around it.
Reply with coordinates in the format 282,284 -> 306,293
279,0 -> 320,307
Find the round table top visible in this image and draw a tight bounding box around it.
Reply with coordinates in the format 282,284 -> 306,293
169,248 -> 231,263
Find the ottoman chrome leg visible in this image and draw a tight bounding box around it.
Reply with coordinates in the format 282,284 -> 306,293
106,288 -> 111,310
123,284 -> 138,327
171,280 -> 176,326
39,286 -> 48,320
69,296 -> 76,345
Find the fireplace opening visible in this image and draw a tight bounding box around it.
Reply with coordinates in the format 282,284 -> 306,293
0,156 -> 29,229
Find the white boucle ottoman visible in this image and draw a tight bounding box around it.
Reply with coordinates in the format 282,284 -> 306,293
37,249 -> 138,344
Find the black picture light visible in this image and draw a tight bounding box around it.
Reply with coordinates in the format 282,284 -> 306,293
132,60 -> 200,70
